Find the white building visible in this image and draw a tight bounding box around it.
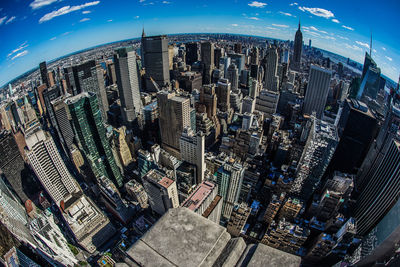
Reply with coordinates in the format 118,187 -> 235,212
255,90 -> 280,118
180,128 -> 205,184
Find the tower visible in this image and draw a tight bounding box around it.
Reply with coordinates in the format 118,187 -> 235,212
114,47 -> 143,127
39,61 -> 49,87
264,46 -> 280,92
292,21 -> 303,71
179,128 -> 205,184
303,65 -> 332,119
66,92 -> 123,187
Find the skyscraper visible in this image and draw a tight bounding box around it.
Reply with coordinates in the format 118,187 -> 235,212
185,42 -> 199,66
264,46 -> 280,92
216,78 -> 231,112
142,33 -> 170,90
303,65 -> 332,119
354,98 -> 400,236
179,128 -> 205,184
0,131 -> 29,204
114,47 -> 143,127
291,117 -> 338,202
292,21 -> 303,71
142,169 -> 179,215
201,42 -> 214,84
66,92 -> 123,187
25,127 -> 116,253
216,158 -> 245,219
63,60 -> 109,120
39,61 -> 49,87
157,91 -> 191,154
226,63 -> 239,92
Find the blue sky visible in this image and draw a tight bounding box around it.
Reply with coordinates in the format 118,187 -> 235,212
0,0 -> 399,86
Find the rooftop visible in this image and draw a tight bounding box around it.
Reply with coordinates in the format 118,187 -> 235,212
181,181 -> 216,211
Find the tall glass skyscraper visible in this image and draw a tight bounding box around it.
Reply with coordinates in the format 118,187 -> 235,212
66,92 -> 123,187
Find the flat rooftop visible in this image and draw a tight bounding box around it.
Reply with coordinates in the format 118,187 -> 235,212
181,181 -> 215,211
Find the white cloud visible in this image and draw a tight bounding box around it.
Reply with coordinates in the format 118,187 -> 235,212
266,26 -> 278,30
139,0 -> 145,2
30,0 -> 59,10
373,49 -> 377,53
355,41 -> 369,50
272,24 -> 289,28
7,41 -> 29,57
248,17 -> 260,20
342,25 -> 354,31
39,1 -> 100,23
298,6 -> 334,19
332,19 -> 339,23
248,1 -> 267,8
5,16 -> 16,25
231,24 -> 239,27
11,50 -> 28,60
62,31 -> 71,35
279,11 -> 295,17
345,43 -> 362,52
107,19 -> 112,22
336,35 -> 349,40
82,10 -> 91,14
80,17 -> 90,22
0,16 -> 6,25
134,15 -> 140,19
290,2 -> 298,6
309,26 -> 327,34
162,1 -> 171,3
385,56 -> 393,62
50,36 -> 56,40
382,47 -> 386,51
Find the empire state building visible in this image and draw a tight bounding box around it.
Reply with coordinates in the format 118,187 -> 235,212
292,21 -> 303,71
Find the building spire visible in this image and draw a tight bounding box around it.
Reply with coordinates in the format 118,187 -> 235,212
142,26 -> 146,38
298,20 -> 301,31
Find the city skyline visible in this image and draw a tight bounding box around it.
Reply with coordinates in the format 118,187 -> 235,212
0,0 -> 399,86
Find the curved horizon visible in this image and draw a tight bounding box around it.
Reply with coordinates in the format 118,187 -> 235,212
1,0 -> 399,86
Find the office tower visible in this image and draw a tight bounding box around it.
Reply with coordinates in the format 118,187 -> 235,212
64,60 -> 109,119
49,96 -> 75,155
216,78 -> 231,112
25,128 -> 116,253
357,52 -> 381,100
263,193 -> 285,226
106,60 -> 117,85
113,126 -> 133,167
264,46 -> 280,92
3,247 -> 40,267
226,64 -> 239,92
303,65 -> 332,119
216,158 -> 245,219
142,34 -> 170,89
200,84 -> 217,118
230,91 -> 243,113
305,233 -> 335,263
227,203 -> 251,237
309,39 -> 312,49
228,53 -> 245,73
25,128 -> 79,205
181,181 -> 221,224
179,128 -> 205,184
124,207 -> 301,266
114,47 -> 143,127
277,197 -> 303,222
261,218 -> 309,255
168,44 -> 174,70
242,96 -> 255,114
157,91 -> 191,153
48,71 -> 56,87
125,179 -> 149,209
292,22 -> 303,71
255,90 -> 279,118
292,117 -> 338,202
66,92 -> 123,187
177,71 -> 202,92
0,131 -> 29,204
250,47 -> 259,65
354,139 -> 400,236
142,169 -> 179,215
234,43 -> 242,53
29,210 -> 78,265
201,42 -> 214,84
327,99 -> 378,174
185,42 -> 199,66
355,195 -> 400,266
137,149 -> 156,178
39,61 -> 49,87
0,177 -> 36,247
214,47 -> 222,68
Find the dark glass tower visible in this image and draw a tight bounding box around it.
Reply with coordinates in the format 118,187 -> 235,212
66,92 -> 123,187
292,21 -> 303,71
39,61 -> 49,87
